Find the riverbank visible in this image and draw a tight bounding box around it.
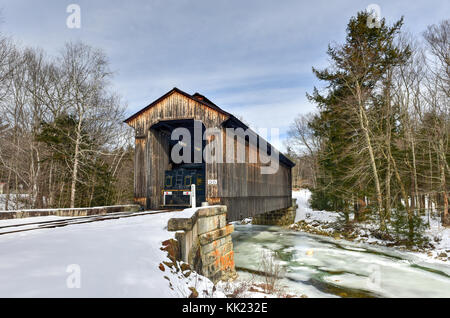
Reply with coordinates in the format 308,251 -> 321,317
221,190 -> 450,298
289,190 -> 450,264
231,223 -> 450,298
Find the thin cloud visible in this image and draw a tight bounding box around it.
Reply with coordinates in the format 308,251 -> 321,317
1,0 -> 448,152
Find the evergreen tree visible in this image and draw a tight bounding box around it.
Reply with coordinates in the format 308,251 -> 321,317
36,115 -> 116,207
308,11 -> 410,230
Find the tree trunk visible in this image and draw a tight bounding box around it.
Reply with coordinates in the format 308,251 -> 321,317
390,152 -> 414,241
439,153 -> 449,226
70,119 -> 83,209
357,89 -> 385,230
4,170 -> 11,211
48,160 -> 53,207
411,140 -> 420,214
385,160 -> 391,221
385,68 -> 393,221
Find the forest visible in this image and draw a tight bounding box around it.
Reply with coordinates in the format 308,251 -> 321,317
0,37 -> 134,210
1,10 -> 449,247
287,12 -> 449,241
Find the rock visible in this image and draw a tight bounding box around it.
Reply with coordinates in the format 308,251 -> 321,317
161,239 -> 180,262
240,218 -> 253,225
158,263 -> 165,272
180,263 -> 191,272
183,270 -> 192,278
438,252 -> 448,258
289,223 -> 299,230
163,261 -> 175,269
188,287 -> 199,298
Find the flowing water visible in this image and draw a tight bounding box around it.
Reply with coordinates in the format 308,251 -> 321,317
232,224 -> 450,298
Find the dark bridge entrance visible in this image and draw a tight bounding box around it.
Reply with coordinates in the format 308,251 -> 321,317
151,119 -> 206,208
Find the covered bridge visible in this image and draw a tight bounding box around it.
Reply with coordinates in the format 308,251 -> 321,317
124,88 -> 294,221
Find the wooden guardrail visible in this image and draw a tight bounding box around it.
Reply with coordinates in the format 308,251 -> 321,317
0,205 -> 141,220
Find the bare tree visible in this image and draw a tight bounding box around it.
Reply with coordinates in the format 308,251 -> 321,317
0,39 -> 131,210
287,112 -> 319,187
58,43 -> 107,208
423,20 -> 450,226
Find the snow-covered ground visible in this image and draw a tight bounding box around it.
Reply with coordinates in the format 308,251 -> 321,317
291,189 -> 450,263
417,217 -> 450,262
0,208 -> 224,298
294,189 -> 338,224
1,190 -> 447,298
0,194 -> 28,211
0,205 -> 294,298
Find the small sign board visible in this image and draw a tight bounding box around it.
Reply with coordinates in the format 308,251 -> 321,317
208,179 -> 218,185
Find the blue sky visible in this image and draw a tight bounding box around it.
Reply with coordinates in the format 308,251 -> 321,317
1,0 -> 448,149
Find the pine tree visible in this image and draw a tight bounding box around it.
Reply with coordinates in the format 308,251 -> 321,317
308,11 -> 410,230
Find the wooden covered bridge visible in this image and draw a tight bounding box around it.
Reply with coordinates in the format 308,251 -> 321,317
124,88 -> 294,221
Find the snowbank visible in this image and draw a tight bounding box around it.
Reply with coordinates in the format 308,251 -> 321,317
292,189 -> 450,263
0,194 -> 28,211
0,208 -> 224,297
293,189 -> 338,224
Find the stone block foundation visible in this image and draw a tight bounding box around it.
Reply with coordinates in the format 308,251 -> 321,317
167,206 -> 237,283
251,198 -> 298,226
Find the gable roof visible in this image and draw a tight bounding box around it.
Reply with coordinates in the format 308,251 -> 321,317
124,87 -> 295,167
124,87 -> 233,124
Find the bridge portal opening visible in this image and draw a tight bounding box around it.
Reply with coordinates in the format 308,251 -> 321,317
150,119 -> 206,208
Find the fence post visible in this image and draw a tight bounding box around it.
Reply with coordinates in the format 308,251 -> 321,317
191,184 -> 196,208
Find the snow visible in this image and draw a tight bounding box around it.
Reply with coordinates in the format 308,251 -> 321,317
0,194 -> 28,211
0,195 -> 137,213
414,216 -> 450,261
0,215 -> 76,226
292,189 -> 450,263
233,222 -> 450,298
0,189 -> 447,298
0,206 -> 225,298
293,189 -> 337,224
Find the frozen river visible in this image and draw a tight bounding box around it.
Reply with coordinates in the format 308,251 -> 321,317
232,224 -> 450,298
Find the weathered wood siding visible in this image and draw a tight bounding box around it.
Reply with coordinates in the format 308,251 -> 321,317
215,136 -> 292,220
127,91 -> 228,210
127,90 -> 293,220
147,129 -> 170,209
134,137 -> 147,207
